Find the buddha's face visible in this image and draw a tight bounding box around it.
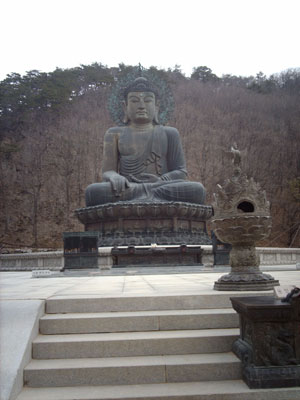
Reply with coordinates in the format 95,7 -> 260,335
125,91 -> 157,124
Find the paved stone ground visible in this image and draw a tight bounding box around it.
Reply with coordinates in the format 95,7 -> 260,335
0,267 -> 299,300
0,267 -> 299,400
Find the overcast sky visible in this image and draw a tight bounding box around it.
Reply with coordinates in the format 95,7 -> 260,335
1,0 -> 299,81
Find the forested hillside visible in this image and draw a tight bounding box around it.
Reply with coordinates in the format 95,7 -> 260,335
1,63 -> 299,249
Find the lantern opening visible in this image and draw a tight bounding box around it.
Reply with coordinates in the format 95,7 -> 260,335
237,201 -> 254,213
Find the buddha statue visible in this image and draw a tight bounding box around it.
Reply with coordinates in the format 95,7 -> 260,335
85,76 -> 206,206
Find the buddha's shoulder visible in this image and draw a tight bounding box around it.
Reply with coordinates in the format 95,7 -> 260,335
104,126 -> 126,137
106,126 -> 126,133
160,126 -> 180,137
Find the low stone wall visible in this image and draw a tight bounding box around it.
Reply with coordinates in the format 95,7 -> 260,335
258,247 -> 300,265
0,251 -> 64,271
0,247 -> 299,271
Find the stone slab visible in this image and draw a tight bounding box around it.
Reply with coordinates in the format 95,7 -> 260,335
24,353 -> 241,387
0,300 -> 44,400
32,328 -> 239,359
45,293 -> 273,314
15,380 -> 300,400
39,309 -> 238,334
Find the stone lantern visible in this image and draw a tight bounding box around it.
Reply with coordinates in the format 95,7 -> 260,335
212,145 -> 279,291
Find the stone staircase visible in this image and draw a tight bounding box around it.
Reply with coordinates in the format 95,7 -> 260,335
16,293 -> 300,399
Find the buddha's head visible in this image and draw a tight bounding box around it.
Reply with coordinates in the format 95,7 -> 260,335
123,77 -> 159,125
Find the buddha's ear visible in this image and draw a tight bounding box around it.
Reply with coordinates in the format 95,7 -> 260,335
154,101 -> 160,125
122,100 -> 129,124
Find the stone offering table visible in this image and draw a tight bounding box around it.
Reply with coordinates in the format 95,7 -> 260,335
211,231 -> 231,266
63,232 -> 99,270
111,245 -> 203,267
231,295 -> 300,388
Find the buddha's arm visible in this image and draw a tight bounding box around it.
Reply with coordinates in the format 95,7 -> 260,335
102,129 -> 129,195
102,129 -> 119,174
161,127 -> 187,181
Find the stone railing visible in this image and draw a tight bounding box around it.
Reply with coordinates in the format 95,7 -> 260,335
0,247 -> 299,271
0,251 -> 63,271
258,247 -> 300,265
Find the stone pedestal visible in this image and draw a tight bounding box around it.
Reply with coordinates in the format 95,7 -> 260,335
231,295 -> 300,388
214,240 -> 279,291
75,201 -> 213,247
98,248 -> 113,270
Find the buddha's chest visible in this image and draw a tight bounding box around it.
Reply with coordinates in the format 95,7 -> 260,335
118,130 -> 153,156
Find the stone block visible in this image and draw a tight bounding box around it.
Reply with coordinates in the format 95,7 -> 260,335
39,309 -> 238,335
14,380 -> 300,399
32,329 -> 239,359
45,293 -> 266,314
40,313 -> 159,334
24,359 -> 166,387
24,353 -> 242,387
166,353 -> 241,382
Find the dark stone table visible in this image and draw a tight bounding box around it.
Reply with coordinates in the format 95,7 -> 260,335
111,245 -> 203,267
211,230 -> 231,266
63,232 -> 99,270
231,295 -> 300,388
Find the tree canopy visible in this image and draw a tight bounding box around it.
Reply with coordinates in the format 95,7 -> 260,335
0,63 -> 299,249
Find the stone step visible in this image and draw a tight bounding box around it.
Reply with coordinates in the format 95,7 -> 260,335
16,380 -> 300,400
24,352 -> 241,387
40,308 -> 238,334
45,292 -> 271,314
33,328 -> 239,359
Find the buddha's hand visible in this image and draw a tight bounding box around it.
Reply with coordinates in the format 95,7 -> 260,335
104,172 -> 130,196
130,173 -> 161,183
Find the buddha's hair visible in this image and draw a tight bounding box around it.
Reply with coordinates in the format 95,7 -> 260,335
122,77 -> 160,101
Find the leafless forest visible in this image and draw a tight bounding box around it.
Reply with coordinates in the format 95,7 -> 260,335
1,64 -> 299,249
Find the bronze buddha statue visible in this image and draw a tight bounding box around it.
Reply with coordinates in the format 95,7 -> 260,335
85,77 -> 206,206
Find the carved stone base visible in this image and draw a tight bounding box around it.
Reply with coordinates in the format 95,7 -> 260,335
75,201 -> 213,247
214,244 -> 279,291
244,364 -> 300,389
214,271 -> 279,291
233,338 -> 300,388
231,296 -> 300,388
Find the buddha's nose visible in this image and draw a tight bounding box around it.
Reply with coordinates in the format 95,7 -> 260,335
138,99 -> 146,108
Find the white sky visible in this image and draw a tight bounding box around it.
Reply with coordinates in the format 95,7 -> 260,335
1,0 -> 299,81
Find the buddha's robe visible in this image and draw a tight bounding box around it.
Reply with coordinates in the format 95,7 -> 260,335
85,125 -> 206,206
